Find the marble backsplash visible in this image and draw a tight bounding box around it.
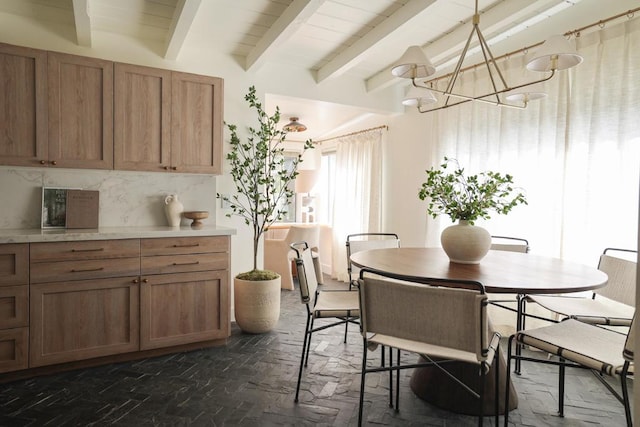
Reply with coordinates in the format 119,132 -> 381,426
0,166 -> 218,229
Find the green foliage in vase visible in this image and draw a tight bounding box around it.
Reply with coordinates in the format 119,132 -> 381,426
217,86 -> 314,276
418,157 -> 527,225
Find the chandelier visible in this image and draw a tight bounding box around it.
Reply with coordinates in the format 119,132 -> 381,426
392,0 -> 583,113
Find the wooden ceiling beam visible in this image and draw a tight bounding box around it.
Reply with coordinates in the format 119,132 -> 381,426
316,0 -> 437,83
164,0 -> 202,60
245,0 -> 326,72
72,0 -> 92,47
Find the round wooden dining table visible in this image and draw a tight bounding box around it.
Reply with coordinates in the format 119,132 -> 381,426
350,247 -> 609,416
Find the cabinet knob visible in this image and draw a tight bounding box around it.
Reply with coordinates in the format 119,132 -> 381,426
143,278 -> 149,283
171,166 -> 177,171
132,279 -> 139,284
40,160 -> 46,165
51,160 -> 57,166
164,166 -> 170,170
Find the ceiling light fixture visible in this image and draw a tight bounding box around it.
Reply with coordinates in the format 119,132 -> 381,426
283,117 -> 307,132
392,0 -> 583,113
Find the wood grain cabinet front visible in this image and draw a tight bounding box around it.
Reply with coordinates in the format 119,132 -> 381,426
0,43 -> 47,167
47,52 -> 114,169
29,239 -> 140,367
114,66 -> 224,174
171,72 -> 223,174
140,236 -> 230,350
0,243 -> 29,373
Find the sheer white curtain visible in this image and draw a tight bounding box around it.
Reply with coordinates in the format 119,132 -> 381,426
330,129 -> 383,281
428,18 -> 640,263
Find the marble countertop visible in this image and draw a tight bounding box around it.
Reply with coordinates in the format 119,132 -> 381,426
0,225 -> 237,244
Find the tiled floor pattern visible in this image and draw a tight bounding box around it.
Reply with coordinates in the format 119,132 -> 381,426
0,277 -> 631,426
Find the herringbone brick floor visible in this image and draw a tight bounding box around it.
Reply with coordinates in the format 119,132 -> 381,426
0,276 -> 632,426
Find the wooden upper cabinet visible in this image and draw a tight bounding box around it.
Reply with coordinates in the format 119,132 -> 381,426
0,43 -> 48,167
0,43 -> 224,174
114,63 -> 172,172
47,52 -> 113,169
171,71 -> 223,174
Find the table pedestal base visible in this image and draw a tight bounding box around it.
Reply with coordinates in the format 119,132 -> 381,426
409,353 -> 518,416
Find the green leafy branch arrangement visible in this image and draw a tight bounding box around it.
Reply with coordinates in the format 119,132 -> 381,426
418,157 -> 527,225
217,86 -> 314,275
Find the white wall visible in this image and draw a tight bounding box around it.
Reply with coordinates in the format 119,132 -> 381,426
0,13 -> 401,278
382,108 -> 439,247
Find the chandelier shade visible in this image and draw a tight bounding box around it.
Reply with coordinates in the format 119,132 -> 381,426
391,45 -> 436,79
402,86 -> 437,107
504,81 -> 548,103
526,34 -> 584,72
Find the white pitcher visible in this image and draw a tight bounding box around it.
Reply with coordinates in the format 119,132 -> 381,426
164,194 -> 184,227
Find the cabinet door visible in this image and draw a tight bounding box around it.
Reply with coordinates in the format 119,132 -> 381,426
48,52 -> 113,169
171,71 -> 223,174
30,277 -> 139,367
0,43 -> 47,167
140,270 -> 229,350
114,63 -> 172,172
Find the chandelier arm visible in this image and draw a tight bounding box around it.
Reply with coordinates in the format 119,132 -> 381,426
475,26 -> 508,104
476,24 -> 509,89
417,96 -> 528,113
414,71 -> 554,103
444,24 -> 478,106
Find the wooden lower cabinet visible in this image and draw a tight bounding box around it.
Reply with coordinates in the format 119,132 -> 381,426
30,276 -> 139,367
140,270 -> 229,350
0,236 -> 230,377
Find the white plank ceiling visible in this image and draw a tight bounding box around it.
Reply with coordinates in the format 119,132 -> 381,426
1,0 -> 638,140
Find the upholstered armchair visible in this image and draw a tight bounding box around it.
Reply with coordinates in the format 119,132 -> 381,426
264,225 -> 323,290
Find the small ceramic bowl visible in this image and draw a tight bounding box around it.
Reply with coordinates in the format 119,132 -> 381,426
183,211 -> 209,227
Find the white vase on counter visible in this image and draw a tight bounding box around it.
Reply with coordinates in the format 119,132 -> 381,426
164,194 -> 184,227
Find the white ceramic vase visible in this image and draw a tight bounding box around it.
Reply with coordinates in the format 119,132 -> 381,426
234,276 -> 281,334
440,220 -> 491,264
164,194 -> 183,227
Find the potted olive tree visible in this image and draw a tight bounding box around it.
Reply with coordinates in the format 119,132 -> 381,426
418,157 -> 527,264
218,86 -> 313,333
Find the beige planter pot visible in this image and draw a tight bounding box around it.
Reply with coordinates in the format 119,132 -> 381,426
234,276 -> 281,334
440,220 -> 491,264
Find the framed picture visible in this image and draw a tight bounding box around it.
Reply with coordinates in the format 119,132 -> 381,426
41,187 -> 79,228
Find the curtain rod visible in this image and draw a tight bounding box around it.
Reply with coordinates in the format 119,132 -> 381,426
424,6 -> 640,86
316,125 -> 388,144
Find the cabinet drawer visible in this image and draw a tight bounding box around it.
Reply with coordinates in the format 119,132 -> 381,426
31,257 -> 140,284
141,236 -> 229,256
141,253 -> 228,275
31,239 -> 140,263
0,285 -> 28,329
0,327 -> 28,373
0,244 -> 28,287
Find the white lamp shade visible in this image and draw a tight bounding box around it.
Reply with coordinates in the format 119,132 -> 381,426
504,81 -> 547,102
391,46 -> 436,78
295,169 -> 319,193
527,35 -> 583,72
402,86 -> 437,106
